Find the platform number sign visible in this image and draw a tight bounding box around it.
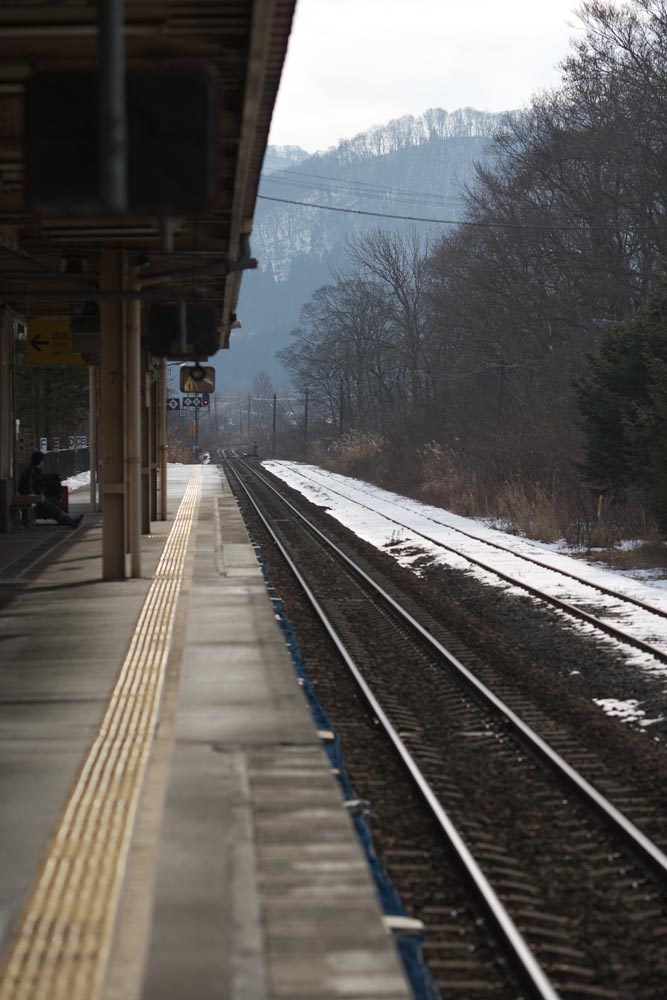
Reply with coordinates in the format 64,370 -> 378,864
167,397 -> 180,410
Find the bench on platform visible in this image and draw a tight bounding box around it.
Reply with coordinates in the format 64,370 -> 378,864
11,494 -> 41,528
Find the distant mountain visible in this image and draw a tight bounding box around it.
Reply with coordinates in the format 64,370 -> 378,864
223,108 -> 505,385
262,144 -> 311,172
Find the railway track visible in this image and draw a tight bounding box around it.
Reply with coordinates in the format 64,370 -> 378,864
225,456 -> 667,1000
263,461 -> 667,668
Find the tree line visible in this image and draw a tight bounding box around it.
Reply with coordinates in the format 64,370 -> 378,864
279,0 -> 667,542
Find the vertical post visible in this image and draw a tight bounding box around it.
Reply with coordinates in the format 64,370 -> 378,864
127,277 -> 142,577
158,357 -> 168,521
36,369 -> 44,448
150,361 -> 158,521
194,402 -> 199,457
247,396 -> 251,441
0,310 -> 13,481
99,0 -> 127,211
497,359 -> 505,425
272,393 -> 276,458
339,382 -> 344,436
100,248 -> 126,579
140,348 -> 151,534
89,365 -> 97,511
303,387 -> 309,459
0,310 -> 14,533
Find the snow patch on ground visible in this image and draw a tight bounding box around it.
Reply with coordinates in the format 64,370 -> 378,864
593,698 -> 665,728
63,470 -> 90,491
263,460 -> 667,729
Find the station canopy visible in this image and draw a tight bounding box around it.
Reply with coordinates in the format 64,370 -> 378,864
0,0 -> 296,352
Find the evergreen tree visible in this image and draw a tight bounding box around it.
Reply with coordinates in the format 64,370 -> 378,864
577,282 -> 667,529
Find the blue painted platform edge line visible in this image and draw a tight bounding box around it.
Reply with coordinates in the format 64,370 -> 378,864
251,540 -> 441,1000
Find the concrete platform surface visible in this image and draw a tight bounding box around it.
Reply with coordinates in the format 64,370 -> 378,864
0,466 -> 411,1000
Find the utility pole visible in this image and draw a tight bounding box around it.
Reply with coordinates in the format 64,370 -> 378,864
303,387 -> 309,458
339,382 -> 344,437
272,393 -> 276,458
247,395 -> 251,441
195,400 -> 199,456
497,359 -> 505,425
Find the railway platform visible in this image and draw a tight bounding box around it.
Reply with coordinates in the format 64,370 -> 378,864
0,465 -> 410,1000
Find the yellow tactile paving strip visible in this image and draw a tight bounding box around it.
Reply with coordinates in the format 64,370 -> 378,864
0,468 -> 202,1000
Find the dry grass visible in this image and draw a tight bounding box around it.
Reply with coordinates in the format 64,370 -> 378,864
303,427 -> 662,550
583,540 -> 667,572
167,430 -> 194,464
313,433 -> 387,482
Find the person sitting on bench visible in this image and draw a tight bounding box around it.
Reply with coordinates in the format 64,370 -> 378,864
18,451 -> 83,529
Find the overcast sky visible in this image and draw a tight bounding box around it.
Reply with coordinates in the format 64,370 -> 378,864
268,0 -> 592,153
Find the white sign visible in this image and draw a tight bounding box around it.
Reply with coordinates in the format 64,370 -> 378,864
39,437 -> 47,452
52,437 -> 60,451
76,435 -> 87,448
68,435 -> 76,449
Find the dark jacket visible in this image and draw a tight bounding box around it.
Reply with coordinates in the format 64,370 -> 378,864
18,465 -> 43,496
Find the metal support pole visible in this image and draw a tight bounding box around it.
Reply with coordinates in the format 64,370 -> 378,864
272,393 -> 276,458
194,402 -> 199,457
89,365 -> 97,512
303,387 -> 309,458
140,349 -> 151,534
150,362 -> 158,521
0,310 -> 13,481
100,248 -> 126,579
127,278 -> 142,577
0,310 -> 14,533
99,0 -> 127,211
497,359 -> 505,425
158,357 -> 168,521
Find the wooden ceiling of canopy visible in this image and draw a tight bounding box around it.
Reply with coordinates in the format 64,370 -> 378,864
0,0 -> 295,347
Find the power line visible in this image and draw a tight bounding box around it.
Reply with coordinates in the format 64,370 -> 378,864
256,195 -> 590,230
256,194 -> 657,233
261,174 -> 465,209
261,168 -> 467,206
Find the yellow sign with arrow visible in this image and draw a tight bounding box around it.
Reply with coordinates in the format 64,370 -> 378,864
27,318 -> 85,366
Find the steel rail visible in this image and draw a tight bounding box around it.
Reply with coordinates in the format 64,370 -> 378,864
225,459 -> 562,1000
230,458 -> 667,882
276,464 -> 667,622
263,464 -> 667,664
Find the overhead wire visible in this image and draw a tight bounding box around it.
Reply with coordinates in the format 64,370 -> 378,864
256,194 -> 657,233
257,195 -> 578,230
260,168 -> 468,207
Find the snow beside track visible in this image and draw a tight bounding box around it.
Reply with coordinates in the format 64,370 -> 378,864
263,460 -> 667,726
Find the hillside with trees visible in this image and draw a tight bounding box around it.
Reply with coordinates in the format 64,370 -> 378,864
229,108 -> 502,382
276,0 -> 667,547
